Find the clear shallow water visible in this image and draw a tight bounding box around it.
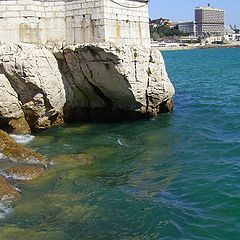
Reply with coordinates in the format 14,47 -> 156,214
0,48 -> 240,239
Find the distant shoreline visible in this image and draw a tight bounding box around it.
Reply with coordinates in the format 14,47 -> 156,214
153,44 -> 240,51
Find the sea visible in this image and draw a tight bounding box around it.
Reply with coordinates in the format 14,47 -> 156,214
0,48 -> 240,239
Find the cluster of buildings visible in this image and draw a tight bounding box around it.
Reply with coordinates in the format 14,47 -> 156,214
177,4 -> 240,44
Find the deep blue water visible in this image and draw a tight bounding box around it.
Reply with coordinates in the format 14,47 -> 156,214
0,48 -> 240,239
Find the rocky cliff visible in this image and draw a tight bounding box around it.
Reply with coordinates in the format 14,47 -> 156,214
0,43 -> 175,133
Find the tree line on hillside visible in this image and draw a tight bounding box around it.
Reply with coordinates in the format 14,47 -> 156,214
149,18 -> 189,40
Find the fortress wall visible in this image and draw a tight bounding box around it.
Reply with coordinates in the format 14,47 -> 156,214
0,0 -> 150,47
0,0 -> 66,45
103,0 -> 150,46
65,0 -> 105,44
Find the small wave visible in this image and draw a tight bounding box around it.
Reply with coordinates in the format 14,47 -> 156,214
10,134 -> 35,144
0,153 -> 6,160
0,201 -> 13,219
1,171 -> 32,181
117,139 -> 124,146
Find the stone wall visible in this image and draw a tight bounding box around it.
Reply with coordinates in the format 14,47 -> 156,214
65,0 -> 105,44
0,0 -> 66,45
103,0 -> 150,46
0,0 -> 150,47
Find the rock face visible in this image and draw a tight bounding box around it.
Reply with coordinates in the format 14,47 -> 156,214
58,44 -> 175,121
0,43 -> 175,133
0,43 -> 66,133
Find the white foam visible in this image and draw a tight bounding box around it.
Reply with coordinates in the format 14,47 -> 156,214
117,138 -> 124,146
10,134 -> 35,144
0,153 -> 6,160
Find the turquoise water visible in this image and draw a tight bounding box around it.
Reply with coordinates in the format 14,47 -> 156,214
1,48 -> 240,239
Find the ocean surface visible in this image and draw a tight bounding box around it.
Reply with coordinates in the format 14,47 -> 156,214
0,48 -> 240,239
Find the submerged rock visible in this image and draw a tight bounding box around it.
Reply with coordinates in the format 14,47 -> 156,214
4,166 -> 45,181
0,176 -> 20,200
0,130 -> 47,165
3,145 -> 46,165
52,154 -> 93,168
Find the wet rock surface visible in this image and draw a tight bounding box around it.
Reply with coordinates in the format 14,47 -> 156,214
3,166 -> 45,181
0,130 -> 47,202
0,130 -> 47,166
0,176 -> 20,201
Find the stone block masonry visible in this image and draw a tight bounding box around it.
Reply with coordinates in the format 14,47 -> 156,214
0,0 -> 150,47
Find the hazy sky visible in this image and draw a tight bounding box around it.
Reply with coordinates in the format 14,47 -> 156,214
149,0 -> 240,26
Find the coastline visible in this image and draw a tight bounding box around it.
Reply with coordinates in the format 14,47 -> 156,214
153,43 -> 240,51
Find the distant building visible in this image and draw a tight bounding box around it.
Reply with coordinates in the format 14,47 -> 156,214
178,21 -> 196,36
195,5 -> 225,37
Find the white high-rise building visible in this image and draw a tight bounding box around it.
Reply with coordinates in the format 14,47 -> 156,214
195,5 -> 225,37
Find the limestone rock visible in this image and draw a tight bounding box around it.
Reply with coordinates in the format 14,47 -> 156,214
0,176 -> 20,200
0,42 -> 175,133
58,43 -> 175,121
0,74 -> 30,134
4,166 -> 45,181
0,43 -> 66,132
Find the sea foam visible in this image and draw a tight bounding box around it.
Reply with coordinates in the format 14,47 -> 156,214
10,134 -> 35,144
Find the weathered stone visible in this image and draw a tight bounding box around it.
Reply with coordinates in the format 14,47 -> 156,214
0,130 -> 47,165
0,43 -> 66,132
4,166 -> 45,181
0,129 -> 16,150
0,176 -> 20,200
0,42 -> 175,133
0,74 -> 31,134
3,145 -> 47,165
59,43 -> 175,121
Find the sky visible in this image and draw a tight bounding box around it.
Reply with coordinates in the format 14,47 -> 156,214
149,0 -> 240,26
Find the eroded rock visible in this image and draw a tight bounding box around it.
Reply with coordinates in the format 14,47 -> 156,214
0,130 -> 47,166
4,166 -> 45,181
0,43 -> 66,133
59,43 -> 175,121
0,42 -> 175,133
0,176 -> 20,200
